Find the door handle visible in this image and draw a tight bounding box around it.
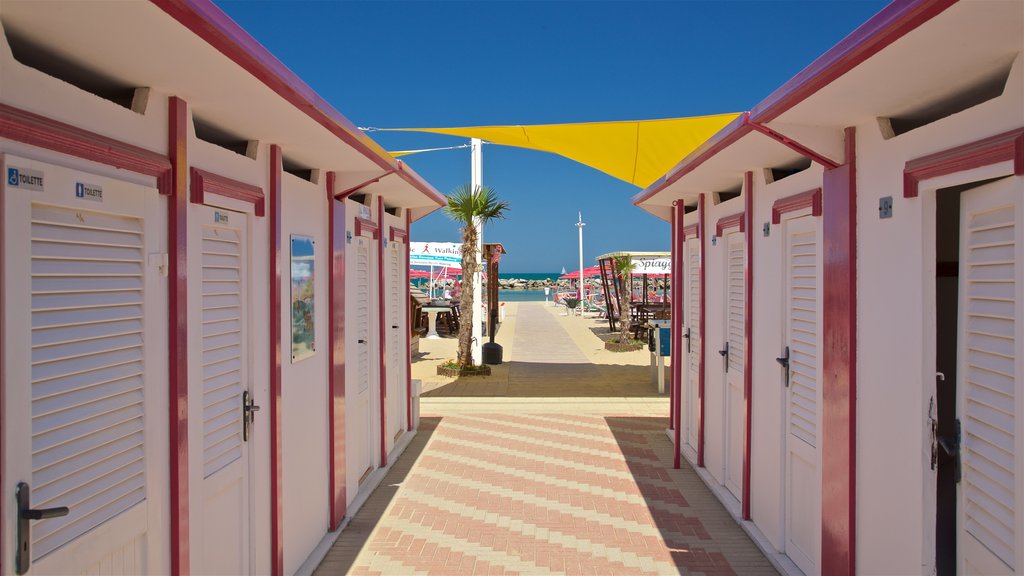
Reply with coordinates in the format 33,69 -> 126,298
776,346 -> 790,387
358,339 -> 366,344
17,482 -> 70,574
719,341 -> 729,372
683,327 -> 691,354
392,325 -> 399,329
937,419 -> 962,483
243,390 -> 260,442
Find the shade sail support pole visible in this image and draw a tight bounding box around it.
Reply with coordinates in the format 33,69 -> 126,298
577,213 -> 586,300
471,138 -> 483,364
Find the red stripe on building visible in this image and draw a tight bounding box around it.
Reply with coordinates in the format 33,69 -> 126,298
167,96 -> 190,576
697,194 -> 706,468
326,172 -> 347,530
377,196 -> 389,465
821,127 -> 857,576
268,144 -> 284,576
742,171 -> 753,521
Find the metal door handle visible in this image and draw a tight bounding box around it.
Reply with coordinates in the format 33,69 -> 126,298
719,341 -> 729,372
776,346 -> 790,387
17,482 -> 70,574
684,327 -> 691,354
358,339 -> 366,344
392,325 -> 399,329
243,390 -> 260,442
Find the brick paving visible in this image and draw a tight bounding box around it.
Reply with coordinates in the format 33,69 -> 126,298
315,303 -> 776,575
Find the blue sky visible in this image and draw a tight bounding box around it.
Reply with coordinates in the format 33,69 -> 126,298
217,0 -> 886,273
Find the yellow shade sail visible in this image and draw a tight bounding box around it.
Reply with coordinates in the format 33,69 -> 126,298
380,113 -> 739,188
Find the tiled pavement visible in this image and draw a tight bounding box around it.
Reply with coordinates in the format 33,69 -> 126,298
315,303 -> 776,575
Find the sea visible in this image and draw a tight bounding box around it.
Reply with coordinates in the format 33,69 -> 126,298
413,272 -> 562,302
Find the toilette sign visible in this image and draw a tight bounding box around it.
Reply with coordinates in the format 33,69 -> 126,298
7,166 -> 44,191
410,242 -> 463,269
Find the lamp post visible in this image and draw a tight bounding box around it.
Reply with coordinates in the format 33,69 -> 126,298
576,212 -> 585,300
470,138 -> 483,364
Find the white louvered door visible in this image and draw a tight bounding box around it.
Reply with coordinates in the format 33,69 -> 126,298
386,240 -> 406,452
783,215 -> 821,576
195,205 -> 250,575
685,238 -> 701,451
957,177 -> 1022,575
353,237 -> 375,480
3,157 -> 165,575
724,232 -> 745,500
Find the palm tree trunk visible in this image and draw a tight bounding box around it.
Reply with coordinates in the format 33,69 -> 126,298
456,225 -> 479,367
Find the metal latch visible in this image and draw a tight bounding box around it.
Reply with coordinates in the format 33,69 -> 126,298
242,390 -> 260,442
17,482 -> 70,574
683,326 -> 691,354
719,341 -> 729,372
776,346 -> 790,387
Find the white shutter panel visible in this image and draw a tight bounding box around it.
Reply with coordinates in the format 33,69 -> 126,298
30,203 -> 147,559
961,200 -> 1016,568
788,226 -> 818,448
727,234 -> 744,373
201,224 -> 244,477
357,242 -> 371,392
688,240 -> 700,377
390,244 -> 400,368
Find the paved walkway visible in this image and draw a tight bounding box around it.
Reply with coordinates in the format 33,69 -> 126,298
315,302 -> 776,575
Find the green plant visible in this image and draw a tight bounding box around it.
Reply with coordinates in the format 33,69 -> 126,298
443,184 -> 510,368
612,254 -> 633,343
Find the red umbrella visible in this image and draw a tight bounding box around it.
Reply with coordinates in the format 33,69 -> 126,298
408,269 -> 431,279
559,265 -> 601,280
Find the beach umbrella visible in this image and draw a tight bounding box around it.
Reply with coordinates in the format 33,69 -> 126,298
409,269 -> 431,279
559,265 -> 601,280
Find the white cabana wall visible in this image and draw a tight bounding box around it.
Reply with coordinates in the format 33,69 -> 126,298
0,2 -> 444,575
640,1 -> 1024,574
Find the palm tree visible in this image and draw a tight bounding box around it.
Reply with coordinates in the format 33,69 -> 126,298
613,254 -> 633,343
443,184 -> 510,368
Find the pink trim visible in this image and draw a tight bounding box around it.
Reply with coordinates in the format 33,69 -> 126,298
0,103 -> 171,192
668,205 -> 677,433
772,188 -> 823,224
681,223 -> 699,240
190,167 -> 265,216
742,172 -> 753,521
697,194 -> 706,468
903,127 -> 1024,197
377,197 -> 388,466
268,144 -> 284,576
356,217 -> 379,239
822,127 -> 857,576
747,121 -> 840,169
149,0 -> 447,208
715,212 -> 745,236
336,170 -> 397,199
167,97 -> 190,576
405,211 -> 413,431
326,172 -> 347,530
0,154 -> 6,575
672,204 -> 683,469
390,226 -> 408,243
752,0 -> 957,122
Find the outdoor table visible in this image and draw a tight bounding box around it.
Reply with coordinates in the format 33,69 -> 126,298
422,305 -> 451,339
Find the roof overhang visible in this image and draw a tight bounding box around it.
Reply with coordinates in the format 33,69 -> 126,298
0,0 -> 446,220
634,0 -> 1022,220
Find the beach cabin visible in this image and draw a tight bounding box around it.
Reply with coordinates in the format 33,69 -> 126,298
635,1 -> 1023,574
0,1 -> 444,575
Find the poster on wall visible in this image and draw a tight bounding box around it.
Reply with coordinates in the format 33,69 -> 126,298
290,235 -> 315,363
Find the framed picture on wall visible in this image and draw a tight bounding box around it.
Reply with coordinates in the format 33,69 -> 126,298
290,235 -> 315,362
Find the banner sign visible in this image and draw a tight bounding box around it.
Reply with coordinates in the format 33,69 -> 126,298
410,242 -> 463,269
632,256 -> 671,275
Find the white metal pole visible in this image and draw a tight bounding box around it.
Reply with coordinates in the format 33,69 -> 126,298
429,264 -> 434,299
470,138 -> 483,364
577,212 -> 585,301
